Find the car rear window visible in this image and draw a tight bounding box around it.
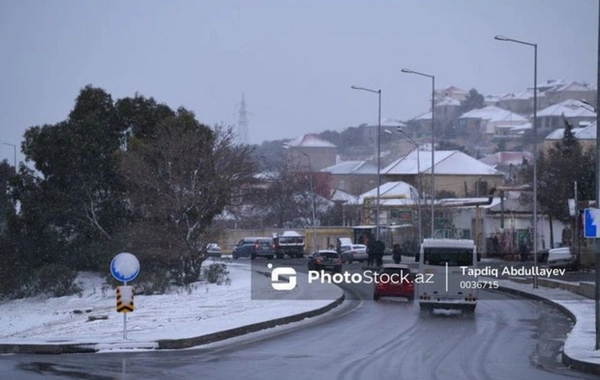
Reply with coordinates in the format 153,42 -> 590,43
320,252 -> 340,259
380,268 -> 409,276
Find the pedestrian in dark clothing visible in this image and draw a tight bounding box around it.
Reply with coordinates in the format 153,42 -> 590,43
367,239 -> 376,267
519,242 -> 528,262
392,244 -> 402,264
375,240 -> 385,267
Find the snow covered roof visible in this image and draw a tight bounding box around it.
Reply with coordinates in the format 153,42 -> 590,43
536,99 -> 596,118
509,123 -> 532,132
321,160 -> 377,175
285,134 -> 336,148
358,181 -> 419,205
484,94 -> 504,103
436,97 -> 461,106
458,105 -> 528,123
437,86 -> 468,96
545,122 -> 597,140
479,151 -> 533,167
413,111 -> 432,120
383,149 -> 501,176
330,189 -> 360,204
549,81 -> 594,93
498,89 -> 536,101
537,79 -> 568,90
380,118 -> 407,127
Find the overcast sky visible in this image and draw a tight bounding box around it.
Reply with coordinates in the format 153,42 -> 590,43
1,0 -> 598,165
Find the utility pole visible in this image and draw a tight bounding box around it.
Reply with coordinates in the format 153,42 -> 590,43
595,2 -> 600,350
236,93 -> 250,145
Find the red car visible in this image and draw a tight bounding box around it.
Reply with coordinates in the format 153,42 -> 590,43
373,264 -> 415,301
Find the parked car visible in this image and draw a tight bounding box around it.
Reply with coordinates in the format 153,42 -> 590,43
206,243 -> 222,258
232,237 -> 275,260
345,244 -> 368,263
307,250 -> 342,273
540,247 -> 577,270
373,263 -> 415,301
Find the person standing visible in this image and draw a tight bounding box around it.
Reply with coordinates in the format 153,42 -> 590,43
392,243 -> 402,264
367,239 -> 375,267
375,240 -> 385,267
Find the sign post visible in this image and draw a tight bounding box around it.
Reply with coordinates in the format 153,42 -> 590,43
110,253 -> 140,340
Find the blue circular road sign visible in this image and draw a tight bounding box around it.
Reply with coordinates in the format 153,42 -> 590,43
110,252 -> 140,282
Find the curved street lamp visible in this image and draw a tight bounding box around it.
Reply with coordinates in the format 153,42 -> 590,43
400,68 -> 435,238
351,85 -> 382,241
494,34 -> 538,289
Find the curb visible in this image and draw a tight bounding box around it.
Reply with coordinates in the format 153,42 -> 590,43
0,271 -> 345,354
157,292 -> 345,349
0,342 -> 97,355
494,285 -> 600,376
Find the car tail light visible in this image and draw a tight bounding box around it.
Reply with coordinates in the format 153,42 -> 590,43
336,258 -> 342,264
316,258 -> 323,264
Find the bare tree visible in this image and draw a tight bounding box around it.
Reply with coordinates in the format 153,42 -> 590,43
120,111 -> 256,284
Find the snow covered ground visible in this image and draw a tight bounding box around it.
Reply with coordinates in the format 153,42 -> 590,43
0,259 -> 342,348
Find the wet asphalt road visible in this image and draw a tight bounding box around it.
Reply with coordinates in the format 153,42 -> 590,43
0,258 -> 596,380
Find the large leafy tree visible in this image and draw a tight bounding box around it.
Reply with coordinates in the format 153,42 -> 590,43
459,88 -> 485,114
21,86 -> 128,269
120,110 -> 256,285
536,118 -> 594,246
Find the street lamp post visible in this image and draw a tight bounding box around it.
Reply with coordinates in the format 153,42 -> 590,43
494,35 -> 538,289
386,129 -> 422,243
351,85 -> 382,240
301,152 -> 318,252
400,69 -> 435,238
1,142 -> 16,173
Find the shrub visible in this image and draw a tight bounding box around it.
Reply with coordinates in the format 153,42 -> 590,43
34,264 -> 80,297
133,267 -> 170,295
202,263 -> 230,285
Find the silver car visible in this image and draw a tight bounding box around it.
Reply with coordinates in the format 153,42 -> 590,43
348,244 -> 368,263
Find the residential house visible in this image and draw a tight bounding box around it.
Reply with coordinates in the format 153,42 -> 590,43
435,97 -> 463,133
456,105 -> 528,141
361,118 -> 408,158
542,81 -> 596,109
357,181 -> 420,241
320,160 -> 378,196
406,111 -> 432,139
536,99 -> 596,132
381,149 -> 505,198
285,134 -> 337,171
435,85 -> 468,104
479,151 -> 533,183
543,121 -> 597,153
495,89 -> 537,115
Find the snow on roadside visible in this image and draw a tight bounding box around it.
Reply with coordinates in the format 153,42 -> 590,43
496,279 -> 600,365
0,260 -> 342,345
